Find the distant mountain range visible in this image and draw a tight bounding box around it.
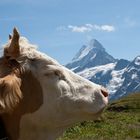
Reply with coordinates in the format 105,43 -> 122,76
66,39 -> 140,100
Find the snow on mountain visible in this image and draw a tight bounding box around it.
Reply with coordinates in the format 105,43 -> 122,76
77,62 -> 127,100
66,39 -> 140,100
72,39 -> 105,61
114,56 -> 140,97
107,68 -> 126,99
77,63 -> 115,80
66,39 -> 116,72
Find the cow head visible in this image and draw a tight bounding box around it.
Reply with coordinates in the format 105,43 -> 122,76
0,28 -> 108,139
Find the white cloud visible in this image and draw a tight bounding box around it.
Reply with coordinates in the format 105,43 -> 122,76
91,24 -> 115,32
57,24 -> 115,33
85,24 -> 94,28
68,25 -> 92,33
100,25 -> 115,32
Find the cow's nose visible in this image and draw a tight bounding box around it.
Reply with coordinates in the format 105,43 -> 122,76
101,89 -> 108,97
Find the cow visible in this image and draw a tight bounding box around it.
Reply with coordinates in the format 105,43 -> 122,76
0,28 -> 108,140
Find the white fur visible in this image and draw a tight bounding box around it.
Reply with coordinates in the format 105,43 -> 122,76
7,37 -> 108,140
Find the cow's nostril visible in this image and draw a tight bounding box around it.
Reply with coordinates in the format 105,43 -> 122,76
101,89 -> 108,97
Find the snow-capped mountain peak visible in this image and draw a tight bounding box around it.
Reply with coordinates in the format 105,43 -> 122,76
88,39 -> 105,51
72,39 -> 105,61
66,39 -> 116,72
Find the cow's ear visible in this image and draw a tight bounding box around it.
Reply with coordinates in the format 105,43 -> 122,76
0,74 -> 22,113
4,28 -> 20,59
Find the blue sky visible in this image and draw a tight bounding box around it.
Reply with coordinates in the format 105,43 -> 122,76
0,0 -> 140,64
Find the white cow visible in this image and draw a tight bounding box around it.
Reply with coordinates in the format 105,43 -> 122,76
0,28 -> 108,140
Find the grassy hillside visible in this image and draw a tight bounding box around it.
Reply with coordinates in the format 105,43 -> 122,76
58,93 -> 140,140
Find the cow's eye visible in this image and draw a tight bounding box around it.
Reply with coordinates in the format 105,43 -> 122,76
44,69 -> 65,80
54,70 -> 66,80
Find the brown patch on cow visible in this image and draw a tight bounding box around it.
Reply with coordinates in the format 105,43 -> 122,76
0,57 -> 22,113
1,71 -> 43,140
0,74 -> 22,113
0,57 -> 15,78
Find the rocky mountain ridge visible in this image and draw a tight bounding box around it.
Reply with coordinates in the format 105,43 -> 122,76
66,39 -> 140,100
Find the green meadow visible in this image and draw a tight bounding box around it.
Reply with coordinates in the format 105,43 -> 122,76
59,93 -> 140,140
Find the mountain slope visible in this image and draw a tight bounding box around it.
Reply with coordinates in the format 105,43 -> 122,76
111,56 -> 140,100
66,39 -> 140,100
107,93 -> 140,111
